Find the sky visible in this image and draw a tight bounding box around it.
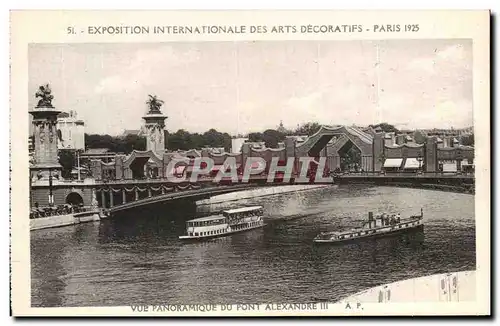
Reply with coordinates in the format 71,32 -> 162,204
28,39 -> 473,136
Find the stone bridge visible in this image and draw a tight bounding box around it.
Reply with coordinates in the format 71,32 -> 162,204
106,183 -> 262,214
95,175 -> 333,213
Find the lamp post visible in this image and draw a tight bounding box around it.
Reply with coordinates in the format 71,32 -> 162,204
379,153 -> 386,175
48,168 -> 54,206
77,150 -> 81,181
417,154 -> 423,174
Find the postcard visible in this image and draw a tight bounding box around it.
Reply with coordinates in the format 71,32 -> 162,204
10,10 -> 490,316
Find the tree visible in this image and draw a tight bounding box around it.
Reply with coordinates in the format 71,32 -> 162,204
167,129 -> 191,151
123,134 -> 146,152
461,134 -> 474,146
164,128 -> 232,151
413,130 -> 427,144
85,133 -> 146,154
262,129 -> 286,148
295,122 -> 321,136
203,129 -> 224,148
189,133 -> 205,149
248,132 -> 264,143
369,122 -> 399,133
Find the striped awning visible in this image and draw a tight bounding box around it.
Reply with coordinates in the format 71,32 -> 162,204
403,158 -> 421,169
383,158 -> 403,168
442,163 -> 457,172
462,159 -> 474,166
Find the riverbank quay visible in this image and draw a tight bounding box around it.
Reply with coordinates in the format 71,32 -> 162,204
30,209 -> 102,231
337,270 -> 475,303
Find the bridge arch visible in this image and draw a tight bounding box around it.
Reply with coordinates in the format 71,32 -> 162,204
337,138 -> 363,172
122,150 -> 163,179
182,149 -> 202,158
296,125 -> 374,172
65,191 -> 84,206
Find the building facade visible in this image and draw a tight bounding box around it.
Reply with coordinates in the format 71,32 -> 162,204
231,137 -> 248,153
89,125 -> 475,181
57,111 -> 85,150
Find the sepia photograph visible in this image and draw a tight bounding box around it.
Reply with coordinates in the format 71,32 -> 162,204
9,10 -> 490,317
27,39 -> 476,307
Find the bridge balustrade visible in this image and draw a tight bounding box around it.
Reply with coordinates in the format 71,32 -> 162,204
30,205 -> 92,219
332,171 -> 474,178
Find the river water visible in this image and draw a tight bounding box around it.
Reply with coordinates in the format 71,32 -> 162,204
31,185 -> 475,307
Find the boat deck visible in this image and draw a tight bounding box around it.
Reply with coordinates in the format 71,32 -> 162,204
314,215 -> 424,243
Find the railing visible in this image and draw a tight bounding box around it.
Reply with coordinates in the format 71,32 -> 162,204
29,205 -> 92,219
108,183 -> 258,212
95,175 -> 282,185
332,171 -> 474,178
94,171 -> 474,186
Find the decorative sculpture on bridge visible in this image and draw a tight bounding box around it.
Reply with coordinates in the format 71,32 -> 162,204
146,94 -> 164,114
35,84 -> 54,108
143,94 -> 167,153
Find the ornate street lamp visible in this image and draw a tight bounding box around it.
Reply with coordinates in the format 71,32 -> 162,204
48,168 -> 54,206
379,153 -> 386,175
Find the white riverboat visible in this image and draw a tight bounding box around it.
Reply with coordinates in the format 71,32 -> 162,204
179,206 -> 265,241
313,208 -> 424,244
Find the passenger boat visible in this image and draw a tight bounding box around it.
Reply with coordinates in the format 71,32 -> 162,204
313,208 -> 424,244
179,206 -> 265,241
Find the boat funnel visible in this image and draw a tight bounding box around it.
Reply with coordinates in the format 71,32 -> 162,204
368,211 -> 374,221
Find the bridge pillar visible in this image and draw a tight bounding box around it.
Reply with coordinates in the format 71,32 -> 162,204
109,190 -> 114,207
425,137 -> 438,172
122,189 -> 126,204
135,188 -> 139,201
241,143 -> 251,170
115,156 -> 124,179
29,91 -> 63,181
161,187 -> 165,195
148,187 -> 152,197
143,110 -> 167,154
372,133 -> 384,172
101,190 -> 106,209
284,137 -> 297,174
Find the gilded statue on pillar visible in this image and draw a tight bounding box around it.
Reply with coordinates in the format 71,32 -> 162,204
35,84 -> 54,108
146,94 -> 164,114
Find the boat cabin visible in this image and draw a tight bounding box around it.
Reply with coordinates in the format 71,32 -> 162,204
181,206 -> 265,239
186,215 -> 226,228
363,211 -> 405,229
222,206 -> 264,222
313,208 -> 424,243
